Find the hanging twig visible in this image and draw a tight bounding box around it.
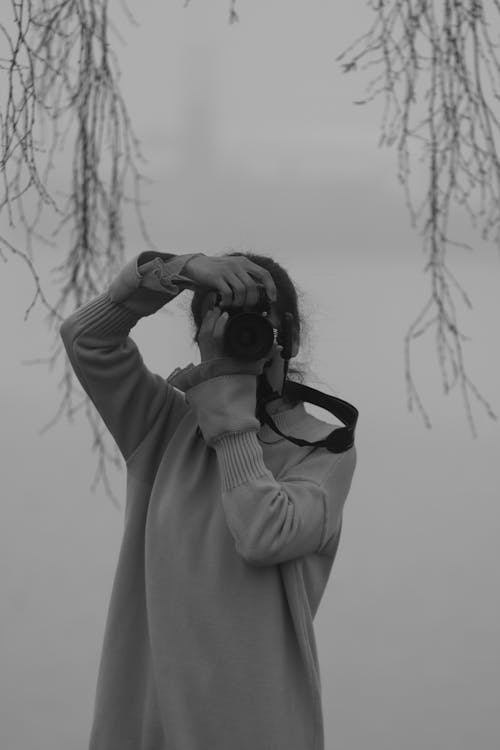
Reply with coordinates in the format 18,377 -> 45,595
0,0 -> 158,499
337,0 -> 499,433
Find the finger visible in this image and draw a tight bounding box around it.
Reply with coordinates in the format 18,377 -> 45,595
205,290 -> 218,311
213,310 -> 229,339
222,272 -> 246,308
231,271 -> 261,308
199,305 -> 220,337
213,280 -> 233,310
245,262 -> 277,303
201,305 -> 219,323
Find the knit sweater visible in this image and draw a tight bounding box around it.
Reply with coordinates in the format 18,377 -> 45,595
60,251 -> 357,750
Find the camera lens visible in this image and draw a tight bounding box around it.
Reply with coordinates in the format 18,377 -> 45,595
238,327 -> 257,346
224,312 -> 274,361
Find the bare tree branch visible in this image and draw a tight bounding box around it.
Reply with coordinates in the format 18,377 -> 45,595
0,0 -> 159,500
337,0 -> 499,434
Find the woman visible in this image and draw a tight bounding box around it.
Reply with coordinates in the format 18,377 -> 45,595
60,249 -> 357,750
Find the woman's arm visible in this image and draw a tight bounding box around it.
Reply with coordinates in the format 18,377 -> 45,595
60,251 -> 202,460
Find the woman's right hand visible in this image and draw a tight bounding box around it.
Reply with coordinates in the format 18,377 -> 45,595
182,254 -> 277,310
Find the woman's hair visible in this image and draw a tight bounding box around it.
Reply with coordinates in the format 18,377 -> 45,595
187,250 -> 311,387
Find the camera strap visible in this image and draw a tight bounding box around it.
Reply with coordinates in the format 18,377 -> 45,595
256,368 -> 359,455
255,310 -> 358,453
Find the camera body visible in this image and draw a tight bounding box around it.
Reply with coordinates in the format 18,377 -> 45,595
214,287 -> 276,361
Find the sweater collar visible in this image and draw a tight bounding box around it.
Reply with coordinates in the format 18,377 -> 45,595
258,400 -> 309,443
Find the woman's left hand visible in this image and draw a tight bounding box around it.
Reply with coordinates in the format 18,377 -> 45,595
198,305 -> 231,362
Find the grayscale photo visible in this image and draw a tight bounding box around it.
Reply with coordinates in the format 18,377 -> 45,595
1,2 -> 499,749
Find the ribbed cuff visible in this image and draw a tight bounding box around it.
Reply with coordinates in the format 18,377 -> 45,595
167,357 -> 263,392
108,251 -> 205,304
74,292 -> 140,336
108,258 -> 143,303
138,252 -> 206,294
212,430 -> 274,492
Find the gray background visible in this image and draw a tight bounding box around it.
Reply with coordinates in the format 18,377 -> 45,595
1,2 -> 499,748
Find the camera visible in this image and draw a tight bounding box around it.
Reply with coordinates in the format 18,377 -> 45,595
214,287 -> 276,361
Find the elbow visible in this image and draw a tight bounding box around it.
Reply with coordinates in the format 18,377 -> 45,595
59,318 -> 69,342
59,316 -> 79,359
59,314 -> 77,345
240,549 -> 269,568
235,537 -> 266,567
238,538 -> 276,568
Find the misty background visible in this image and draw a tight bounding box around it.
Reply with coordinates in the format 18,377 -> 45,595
1,2 -> 499,749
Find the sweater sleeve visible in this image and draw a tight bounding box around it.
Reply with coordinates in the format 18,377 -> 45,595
59,251 -> 204,461
213,433 -> 357,566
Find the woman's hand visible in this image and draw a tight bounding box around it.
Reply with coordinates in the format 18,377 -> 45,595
183,254 -> 277,309
198,305 -> 231,363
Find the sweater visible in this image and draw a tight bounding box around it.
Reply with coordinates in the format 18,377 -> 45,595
60,251 -> 357,750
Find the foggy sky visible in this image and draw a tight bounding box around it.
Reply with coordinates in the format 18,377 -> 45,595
1,2 -> 499,749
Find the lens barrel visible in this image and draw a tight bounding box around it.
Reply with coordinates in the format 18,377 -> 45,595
223,312 -> 275,361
